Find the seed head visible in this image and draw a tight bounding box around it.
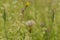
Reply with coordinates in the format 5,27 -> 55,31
21,8 -> 25,13
40,22 -> 45,27
25,20 -> 35,27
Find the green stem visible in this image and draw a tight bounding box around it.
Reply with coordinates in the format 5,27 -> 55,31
44,0 -> 56,40
3,8 -> 8,40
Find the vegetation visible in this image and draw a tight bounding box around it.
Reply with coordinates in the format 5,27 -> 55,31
0,0 -> 60,40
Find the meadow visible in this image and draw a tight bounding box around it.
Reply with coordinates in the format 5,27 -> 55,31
0,0 -> 60,40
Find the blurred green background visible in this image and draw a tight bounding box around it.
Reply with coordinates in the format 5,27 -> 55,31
0,0 -> 60,40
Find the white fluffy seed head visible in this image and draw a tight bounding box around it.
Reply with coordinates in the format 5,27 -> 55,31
25,20 -> 35,26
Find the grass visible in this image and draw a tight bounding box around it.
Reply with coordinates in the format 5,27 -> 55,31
0,0 -> 60,40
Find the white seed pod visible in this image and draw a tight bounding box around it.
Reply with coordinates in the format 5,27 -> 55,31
25,20 -> 35,26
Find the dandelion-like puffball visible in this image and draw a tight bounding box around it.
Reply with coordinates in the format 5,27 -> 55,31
25,20 -> 35,27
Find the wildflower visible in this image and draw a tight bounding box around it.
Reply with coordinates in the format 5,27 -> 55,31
21,8 -> 25,13
25,20 -> 35,27
21,1 -> 30,14
25,20 -> 35,33
25,1 -> 30,8
40,22 -> 45,27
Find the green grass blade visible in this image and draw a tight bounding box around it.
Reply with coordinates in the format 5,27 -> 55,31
3,8 -> 8,40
